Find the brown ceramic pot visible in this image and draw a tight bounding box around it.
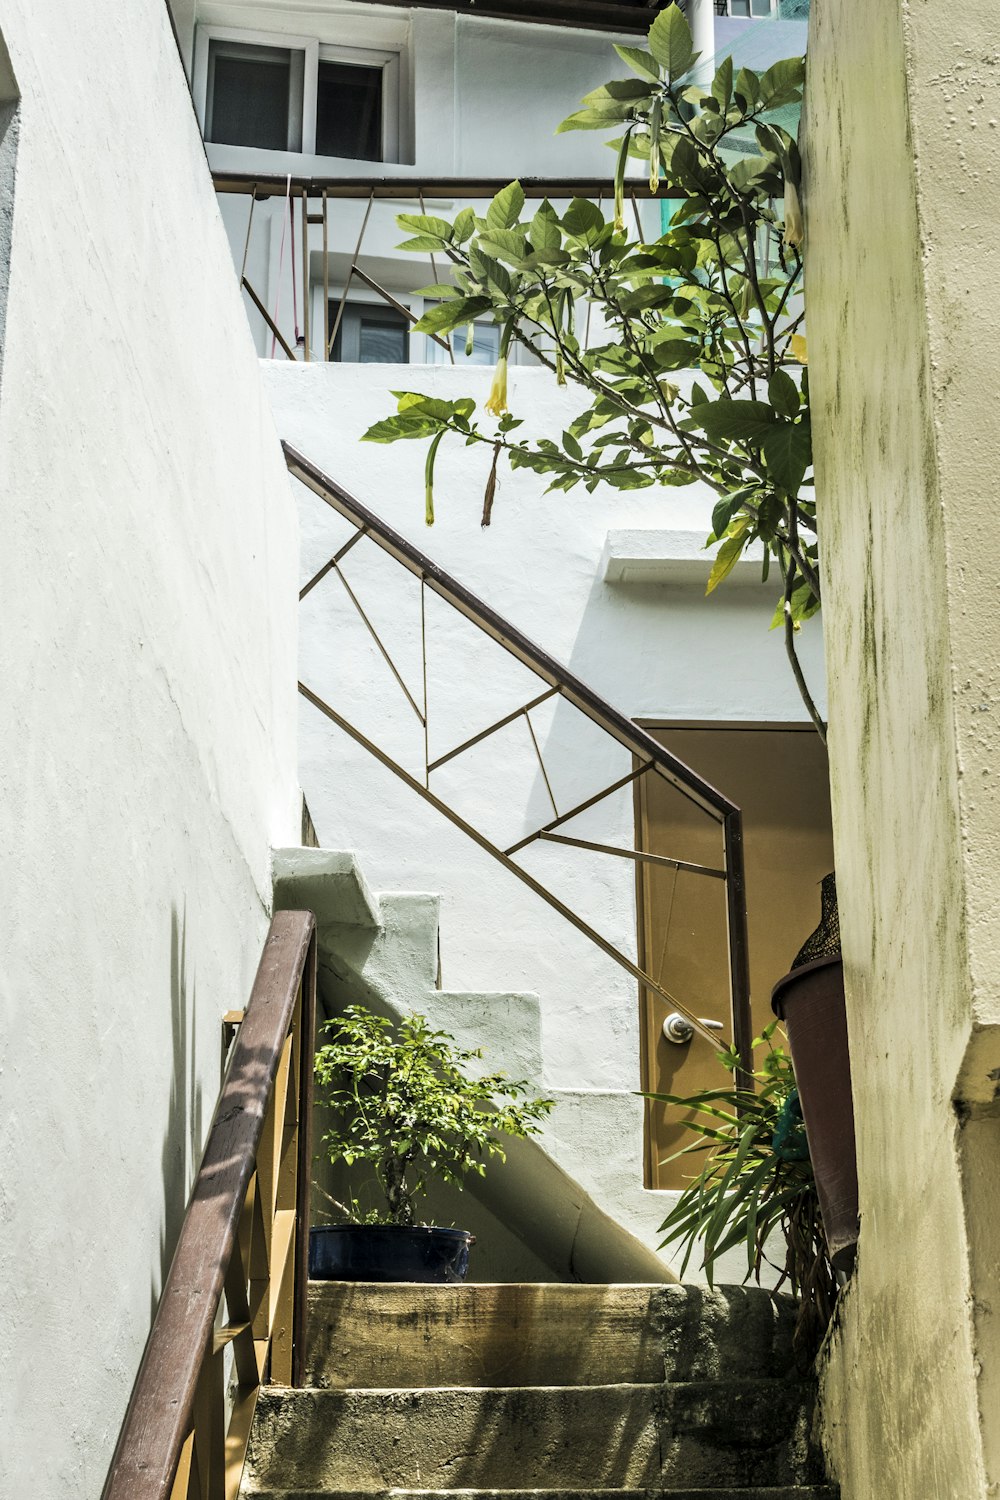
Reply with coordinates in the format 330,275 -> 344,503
771,955 -> 859,1272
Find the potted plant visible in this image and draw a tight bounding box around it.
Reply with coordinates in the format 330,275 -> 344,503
310,1004 -> 553,1282
652,1021 -> 837,1366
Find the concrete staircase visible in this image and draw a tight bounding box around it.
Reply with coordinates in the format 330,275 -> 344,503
240,1283 -> 837,1499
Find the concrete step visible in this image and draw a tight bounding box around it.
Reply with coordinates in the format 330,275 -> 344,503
242,1382 -> 825,1494
246,1491 -> 839,1499
305,1284 -> 800,1389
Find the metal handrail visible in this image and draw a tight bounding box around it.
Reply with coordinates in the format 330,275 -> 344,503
211,172 -> 661,364
286,444 -> 751,1065
212,173 -> 660,200
102,910 -> 318,1500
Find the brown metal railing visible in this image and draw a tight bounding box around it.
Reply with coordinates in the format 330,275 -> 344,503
211,173 -> 661,365
286,444 -> 752,1067
102,909 -> 317,1500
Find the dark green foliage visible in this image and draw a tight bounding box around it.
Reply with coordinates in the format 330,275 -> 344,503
652,1021 -> 836,1364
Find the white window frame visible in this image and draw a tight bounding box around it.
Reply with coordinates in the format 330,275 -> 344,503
193,26 -> 319,153
317,44 -> 400,164
193,25 -> 403,163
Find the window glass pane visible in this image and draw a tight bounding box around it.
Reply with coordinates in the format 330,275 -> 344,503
316,60 -> 382,161
427,315 -> 499,366
359,314 -> 407,363
330,303 -> 409,363
750,0 -> 774,14
208,42 -> 294,150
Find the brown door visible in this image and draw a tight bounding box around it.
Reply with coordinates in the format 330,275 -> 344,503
636,724 -> 834,1189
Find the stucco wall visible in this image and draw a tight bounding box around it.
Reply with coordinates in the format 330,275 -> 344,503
806,1 -> 1000,1494
265,361 -> 825,1247
0,2 -> 300,1495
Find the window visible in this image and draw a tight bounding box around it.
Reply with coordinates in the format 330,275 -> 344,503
196,27 -> 403,162
316,60 -> 382,161
206,40 -> 305,151
330,303 -> 410,364
426,317 -> 500,367
722,0 -> 775,14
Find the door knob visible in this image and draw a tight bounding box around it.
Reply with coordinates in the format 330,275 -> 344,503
662,1012 -> 725,1045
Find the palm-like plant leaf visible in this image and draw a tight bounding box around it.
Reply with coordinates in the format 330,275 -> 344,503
646,1022 -> 836,1365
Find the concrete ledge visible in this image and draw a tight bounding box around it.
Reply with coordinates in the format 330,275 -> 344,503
272,848 -> 383,930
601,529 -> 767,587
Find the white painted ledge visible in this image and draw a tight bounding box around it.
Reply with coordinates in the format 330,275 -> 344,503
601,528 -> 768,587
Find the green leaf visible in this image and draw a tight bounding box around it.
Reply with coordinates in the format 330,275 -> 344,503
647,5 -> 695,81
396,212 -> 453,242
557,106 -> 635,133
453,207 -> 476,244
706,515 -> 752,593
476,227 -> 530,267
768,368 -> 801,419
769,582 -> 821,632
414,297 -> 493,336
562,197 -> 607,244
362,413 -> 447,444
582,78 -> 654,106
711,55 -> 733,111
711,488 -> 754,537
613,43 -> 660,81
413,283 -> 462,300
762,421 -> 811,492
392,391 -> 476,421
759,56 -> 806,109
398,235 -> 456,254
734,66 -> 762,109
529,203 -> 562,252
486,180 -> 526,232
686,399 -> 777,444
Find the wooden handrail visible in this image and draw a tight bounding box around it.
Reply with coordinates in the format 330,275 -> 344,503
102,909 -> 317,1500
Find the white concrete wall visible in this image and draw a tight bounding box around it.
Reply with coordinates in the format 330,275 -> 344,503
0,2 -> 300,1495
266,361 -> 825,1201
197,1 -> 805,357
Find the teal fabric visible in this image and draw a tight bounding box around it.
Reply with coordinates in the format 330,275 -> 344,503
772,1088 -> 811,1162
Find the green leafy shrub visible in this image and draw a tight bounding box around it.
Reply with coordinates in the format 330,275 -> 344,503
314,1005 -> 553,1227
653,1022 -> 836,1362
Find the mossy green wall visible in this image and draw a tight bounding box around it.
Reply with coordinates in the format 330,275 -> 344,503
805,1 -> 1000,1494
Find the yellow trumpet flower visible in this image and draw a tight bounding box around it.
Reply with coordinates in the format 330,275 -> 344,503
783,179 -> 804,250
485,355 -> 509,418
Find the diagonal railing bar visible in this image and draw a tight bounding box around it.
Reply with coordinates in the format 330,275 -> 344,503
299,679 -> 723,1048
524,708 -> 560,821
299,525 -> 368,601
242,276 -> 297,361
427,687 -> 559,775
505,765 -> 650,857
538,829 -> 728,879
328,188 -> 374,358
333,561 -> 425,726
351,264 -> 452,352
103,910 -> 317,1500
286,445 -> 752,1067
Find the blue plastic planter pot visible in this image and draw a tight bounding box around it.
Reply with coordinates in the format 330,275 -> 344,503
309,1224 -> 475,1283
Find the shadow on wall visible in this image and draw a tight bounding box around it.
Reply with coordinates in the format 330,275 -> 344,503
0,30 -> 19,396
152,905 -> 206,1322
